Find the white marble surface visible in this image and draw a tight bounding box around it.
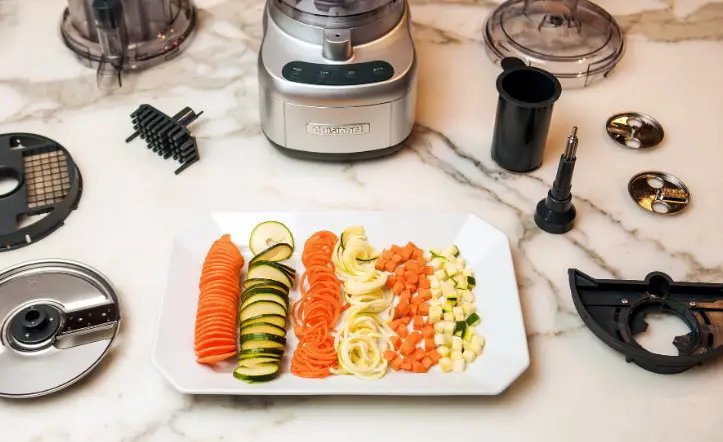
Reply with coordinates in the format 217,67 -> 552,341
1,0 -> 722,440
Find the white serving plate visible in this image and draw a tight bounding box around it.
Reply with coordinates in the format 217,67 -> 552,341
152,212 -> 529,395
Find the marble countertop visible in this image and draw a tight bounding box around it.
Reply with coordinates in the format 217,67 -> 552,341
1,0 -> 722,440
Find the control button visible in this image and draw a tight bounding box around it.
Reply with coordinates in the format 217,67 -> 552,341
372,66 -> 386,75
346,69 -> 357,78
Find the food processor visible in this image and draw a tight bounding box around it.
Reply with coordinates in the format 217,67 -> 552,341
258,0 -> 418,160
60,0 -> 197,89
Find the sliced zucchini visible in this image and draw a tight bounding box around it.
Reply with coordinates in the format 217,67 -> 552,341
249,243 -> 293,265
240,301 -> 287,323
247,264 -> 293,288
241,287 -> 290,305
233,363 -> 280,383
240,292 -> 288,312
239,322 -> 286,337
466,312 -> 481,327
240,339 -> 285,351
243,278 -> 289,291
249,221 -> 294,255
237,357 -> 283,367
238,347 -> 284,359
243,283 -> 289,296
239,313 -> 286,329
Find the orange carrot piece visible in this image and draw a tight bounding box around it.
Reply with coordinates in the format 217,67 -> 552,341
412,248 -> 424,260
427,349 -> 442,364
421,325 -> 435,338
421,357 -> 434,370
375,259 -> 386,271
401,317 -> 412,326
397,325 -> 408,338
397,297 -> 410,313
405,261 -> 421,274
382,250 -> 394,260
384,261 -> 396,272
391,244 -> 402,254
400,341 -> 416,356
391,335 -> 403,350
413,316 -> 425,330
401,362 -> 413,371
392,281 -> 405,295
405,241 -> 418,251
400,289 -> 411,300
418,303 -> 430,316
405,283 -> 417,293
424,266 -> 434,276
394,267 -> 405,278
391,357 -> 404,371
409,304 -> 418,316
384,350 -> 397,362
386,275 -> 396,288
407,331 -> 421,345
418,278 -> 430,289
400,244 -> 414,261
391,254 -> 403,264
391,319 -> 404,329
404,271 -> 418,284
413,361 -> 427,373
418,289 -> 432,301
414,347 -> 427,361
424,337 -> 436,351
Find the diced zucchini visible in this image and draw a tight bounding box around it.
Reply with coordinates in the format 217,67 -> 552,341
453,307 -> 464,321
439,357 -> 453,372
443,312 -> 454,321
453,321 -> 467,338
429,313 -> 441,324
460,290 -> 475,303
451,337 -> 463,351
467,276 -> 477,288
472,335 -> 486,356
462,267 -> 473,277
440,281 -> 456,298
437,346 -> 450,357
430,249 -> 444,258
430,258 -> 444,269
462,327 -> 473,341
434,270 -> 447,281
452,359 -> 466,372
463,340 -> 472,351
443,321 -> 455,335
441,304 -> 453,313
451,350 -> 463,361
462,303 -> 476,316
471,334 -> 483,348
434,322 -> 445,334
444,263 -> 460,277
452,274 -> 468,289
446,295 -> 458,306
434,334 -> 450,347
444,245 -> 460,257
466,313 -> 481,327
430,279 -> 440,289
462,350 -> 476,363
454,258 -> 465,268
429,299 -> 441,308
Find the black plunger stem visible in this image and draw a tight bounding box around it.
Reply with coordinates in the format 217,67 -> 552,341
551,127 -> 578,202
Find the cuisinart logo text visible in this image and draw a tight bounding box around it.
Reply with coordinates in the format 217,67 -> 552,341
307,123 -> 370,136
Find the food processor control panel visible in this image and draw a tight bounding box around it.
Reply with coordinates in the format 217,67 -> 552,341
282,61 -> 395,86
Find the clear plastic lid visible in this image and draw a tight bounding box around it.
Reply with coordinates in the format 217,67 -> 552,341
276,0 -> 400,28
483,0 -> 625,88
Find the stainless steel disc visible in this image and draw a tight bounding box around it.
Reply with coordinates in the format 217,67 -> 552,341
606,112 -> 664,149
628,171 -> 690,215
0,260 -> 121,398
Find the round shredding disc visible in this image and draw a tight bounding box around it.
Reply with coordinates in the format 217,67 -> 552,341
0,260 -> 120,398
628,171 -> 690,215
606,112 -> 664,149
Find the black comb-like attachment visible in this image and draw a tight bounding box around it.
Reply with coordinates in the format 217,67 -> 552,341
126,104 -> 203,175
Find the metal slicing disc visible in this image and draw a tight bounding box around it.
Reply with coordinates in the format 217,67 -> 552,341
0,260 -> 121,398
606,112 -> 664,149
628,171 -> 690,215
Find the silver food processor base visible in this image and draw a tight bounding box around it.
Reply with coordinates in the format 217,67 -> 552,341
267,136 -> 409,161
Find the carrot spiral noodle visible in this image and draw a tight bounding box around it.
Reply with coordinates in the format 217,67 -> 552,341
194,234 -> 245,364
290,230 -> 345,378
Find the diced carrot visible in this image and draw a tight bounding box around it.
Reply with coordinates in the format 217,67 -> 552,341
392,281 -> 405,295
405,241 -> 418,251
413,361 -> 427,373
382,250 -> 394,260
391,319 -> 403,329
375,259 -> 386,271
384,350 -> 397,361
397,297 -> 410,312
421,325 -> 435,338
405,261 -> 421,274
421,357 -> 434,370
413,316 -> 425,330
396,324 -> 408,338
405,283 -> 417,292
391,356 -> 404,371
391,254 -> 403,264
407,331 -> 421,345
404,271 -> 418,284
411,295 -> 424,305
391,244 -> 402,254
394,267 -> 405,278
418,278 -> 430,289
393,307 -> 403,319
418,289 -> 432,301
409,304 -> 418,316
424,337 -> 436,351
401,362 -> 413,371
400,244 -> 414,261
418,302 -> 430,316
427,349 -> 442,364
384,261 -> 396,272
412,248 -> 424,260
424,266 -> 434,276
401,317 -> 412,326
391,335 -> 403,350
414,348 -> 426,362
400,289 -> 411,300
400,340 -> 416,356
414,257 -> 427,266
385,275 -> 396,288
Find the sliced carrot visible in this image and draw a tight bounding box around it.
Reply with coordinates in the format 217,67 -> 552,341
413,316 -> 425,330
424,266 -> 434,276
390,356 -> 404,371
427,349 -> 442,364
386,275 -> 396,288
421,357 -> 434,370
384,261 -> 396,272
401,362 -> 413,371
418,303 -> 430,316
414,347 -> 427,362
382,250 -> 394,260
397,325 -> 408,338
391,254 -> 403,264
418,278 -> 430,289
401,317 -> 412,326
383,350 -> 397,362
404,271 -> 418,284
391,335 -> 403,350
421,325 -> 435,338
197,351 -> 237,365
392,281 -> 405,295
407,331 -> 421,345
424,337 -> 436,351
375,259 -> 386,271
